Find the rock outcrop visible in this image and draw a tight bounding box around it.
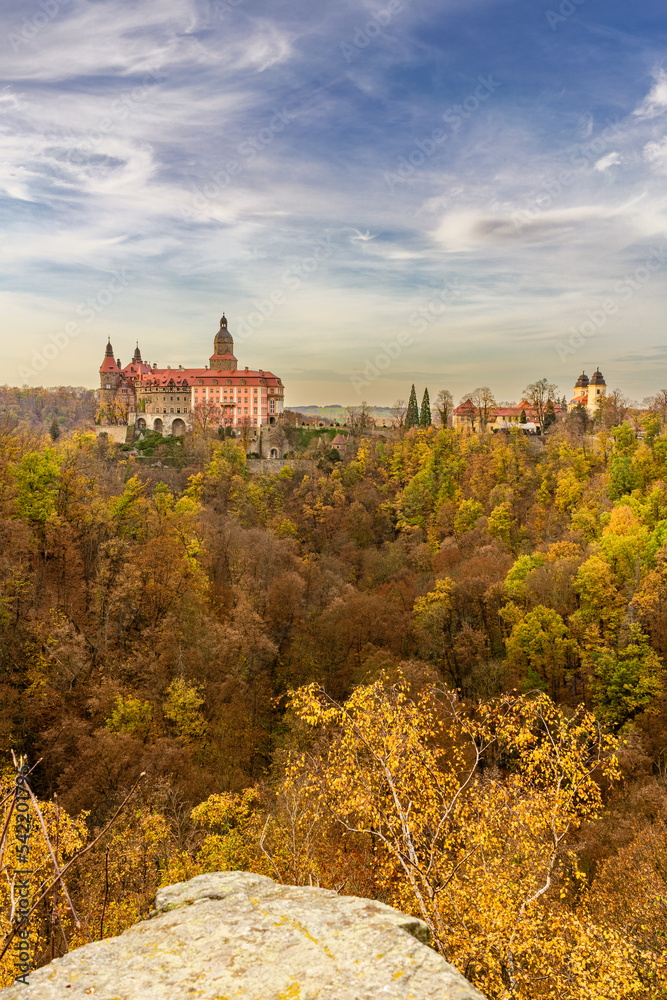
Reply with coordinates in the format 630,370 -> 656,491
1,871 -> 486,999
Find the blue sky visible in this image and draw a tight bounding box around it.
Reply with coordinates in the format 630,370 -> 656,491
1,0 -> 667,406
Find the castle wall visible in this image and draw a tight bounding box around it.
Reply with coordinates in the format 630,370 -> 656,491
95,426 -> 130,444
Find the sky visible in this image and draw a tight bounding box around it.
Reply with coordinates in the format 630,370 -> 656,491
1,0 -> 667,407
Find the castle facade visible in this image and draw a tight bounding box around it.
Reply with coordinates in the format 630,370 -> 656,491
99,315 -> 284,436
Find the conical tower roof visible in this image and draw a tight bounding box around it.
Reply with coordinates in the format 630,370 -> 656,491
100,338 -> 119,373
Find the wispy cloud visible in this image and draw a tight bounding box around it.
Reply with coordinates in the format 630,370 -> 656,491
2,0 -> 667,404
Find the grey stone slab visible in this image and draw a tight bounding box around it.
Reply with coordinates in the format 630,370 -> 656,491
0,871 -> 486,1000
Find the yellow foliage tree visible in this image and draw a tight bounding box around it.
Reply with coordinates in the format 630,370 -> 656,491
280,677 -> 652,999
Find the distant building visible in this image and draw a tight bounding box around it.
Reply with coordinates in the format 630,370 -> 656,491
567,369 -> 607,415
452,399 -> 478,432
452,399 -> 562,433
98,315 -> 284,436
330,433 -> 349,453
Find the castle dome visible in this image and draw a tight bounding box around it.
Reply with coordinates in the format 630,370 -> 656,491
589,367 -> 606,386
574,371 -> 590,388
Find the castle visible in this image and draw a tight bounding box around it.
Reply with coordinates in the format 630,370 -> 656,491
567,368 -> 607,414
99,315 -> 284,436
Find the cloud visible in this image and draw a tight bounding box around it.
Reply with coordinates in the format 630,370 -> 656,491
349,229 -> 376,242
594,151 -> 621,172
633,69 -> 667,120
431,206 -> 612,251
3,0 -> 667,404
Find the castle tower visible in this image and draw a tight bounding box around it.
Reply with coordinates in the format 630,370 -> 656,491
587,368 -> 606,414
99,338 -> 121,407
573,371 -> 589,401
209,314 -> 238,370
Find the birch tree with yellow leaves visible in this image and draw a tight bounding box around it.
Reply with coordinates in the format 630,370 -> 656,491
281,677 -> 656,999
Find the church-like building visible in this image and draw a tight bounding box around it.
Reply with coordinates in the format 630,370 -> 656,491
99,315 -> 284,436
567,368 -> 607,415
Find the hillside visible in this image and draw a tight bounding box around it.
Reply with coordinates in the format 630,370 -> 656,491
290,403 -> 394,422
0,410 -> 665,998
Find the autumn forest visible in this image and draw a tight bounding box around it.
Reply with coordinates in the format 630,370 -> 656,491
0,384 -> 666,999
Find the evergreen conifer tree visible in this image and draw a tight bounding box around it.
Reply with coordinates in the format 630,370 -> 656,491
520,408 -> 527,424
405,385 -> 419,428
419,388 -> 432,427
544,399 -> 557,430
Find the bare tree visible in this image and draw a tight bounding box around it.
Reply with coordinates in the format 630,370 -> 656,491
521,378 -> 558,432
463,386 -> 496,431
597,389 -> 630,429
389,399 -> 407,429
346,401 -> 375,435
194,399 -> 219,439
434,389 -> 454,428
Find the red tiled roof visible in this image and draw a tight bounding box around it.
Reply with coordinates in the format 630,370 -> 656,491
454,399 -> 477,414
136,367 -> 283,387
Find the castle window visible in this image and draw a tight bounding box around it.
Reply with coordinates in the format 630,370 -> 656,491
241,379 -> 246,385
226,379 -> 231,384
198,379 -> 202,385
